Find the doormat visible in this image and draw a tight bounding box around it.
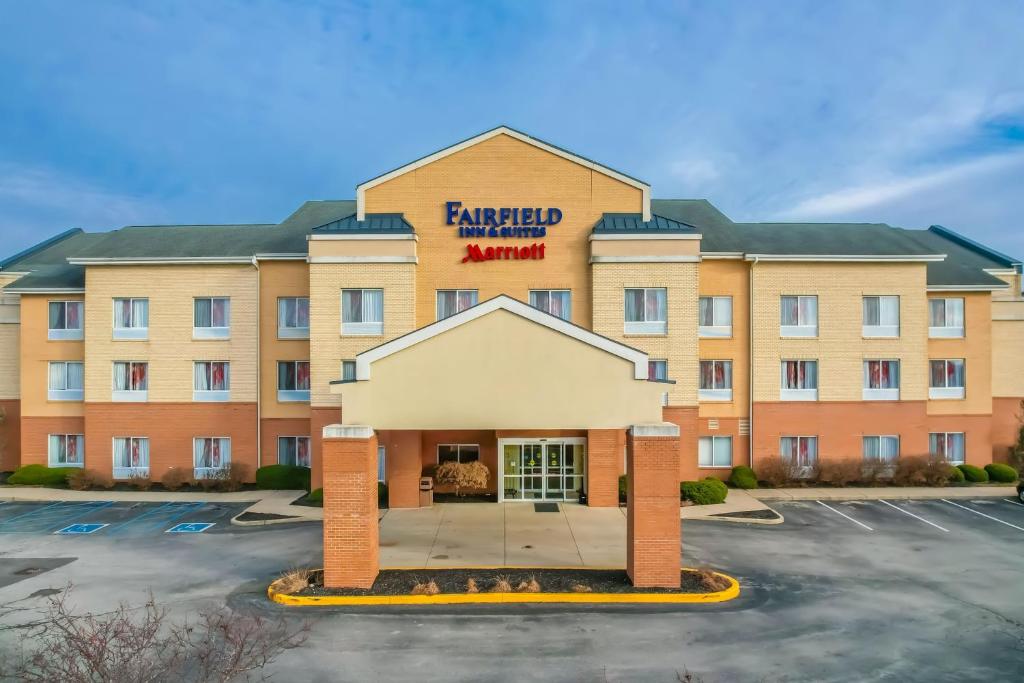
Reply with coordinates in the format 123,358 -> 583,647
533,503 -> 560,513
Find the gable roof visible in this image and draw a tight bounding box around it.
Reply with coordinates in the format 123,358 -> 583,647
312,213 -> 414,234
355,126 -> 652,221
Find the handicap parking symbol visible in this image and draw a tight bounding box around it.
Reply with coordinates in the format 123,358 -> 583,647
55,523 -> 108,535
166,522 -> 215,533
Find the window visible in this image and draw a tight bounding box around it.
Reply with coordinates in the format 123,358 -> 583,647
194,361 -> 230,401
929,432 -> 965,465
378,446 -> 386,483
112,298 -> 148,339
278,297 -> 310,339
863,360 -> 900,400
194,437 -> 231,478
112,437 -> 149,479
863,296 -> 900,337
781,360 -> 818,400
698,436 -> 733,468
780,436 -> 818,471
341,289 -> 383,335
48,301 -> 83,340
48,361 -> 84,401
48,434 -> 84,467
929,298 -> 964,338
698,296 -> 732,337
780,296 -> 818,337
277,361 -> 310,402
437,444 -> 480,464
193,297 -> 230,338
863,436 -> 899,464
529,290 -> 571,320
648,360 -> 668,381
699,360 -> 733,401
624,288 -> 667,334
278,436 -> 311,468
929,359 -> 966,399
436,290 -> 478,320
341,360 -> 356,381
112,361 -> 148,401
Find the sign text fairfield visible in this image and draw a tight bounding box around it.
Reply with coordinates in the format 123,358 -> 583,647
445,201 -> 560,264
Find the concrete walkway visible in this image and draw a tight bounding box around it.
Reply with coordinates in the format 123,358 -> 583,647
679,488 -> 771,519
749,485 -> 1018,501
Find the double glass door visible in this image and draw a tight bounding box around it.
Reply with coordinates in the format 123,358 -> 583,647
500,439 -> 585,502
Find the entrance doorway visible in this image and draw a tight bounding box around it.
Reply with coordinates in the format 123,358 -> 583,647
499,438 -> 586,502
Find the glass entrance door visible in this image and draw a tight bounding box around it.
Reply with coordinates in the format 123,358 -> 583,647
500,439 -> 586,502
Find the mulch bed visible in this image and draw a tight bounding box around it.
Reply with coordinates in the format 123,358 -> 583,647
710,509 -> 781,520
294,568 -> 729,597
235,511 -> 299,522
432,493 -> 498,503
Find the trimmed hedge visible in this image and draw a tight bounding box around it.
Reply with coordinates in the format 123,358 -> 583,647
255,465 -> 311,491
618,474 -> 628,503
728,465 -> 758,489
947,465 -> 966,483
984,463 -> 1018,483
307,488 -> 323,504
957,464 -> 989,483
7,465 -> 79,487
680,478 -> 728,505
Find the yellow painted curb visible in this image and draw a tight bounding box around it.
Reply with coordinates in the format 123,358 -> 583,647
267,569 -> 740,606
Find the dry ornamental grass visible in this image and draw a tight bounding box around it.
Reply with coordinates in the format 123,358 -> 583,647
570,583 -> 593,593
515,577 -> 541,593
276,567 -> 313,594
410,581 -> 440,596
695,569 -> 731,592
490,577 -> 513,593
465,578 -> 479,593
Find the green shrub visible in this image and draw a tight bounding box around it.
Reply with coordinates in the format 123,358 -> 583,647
7,465 -> 79,487
680,479 -> 728,505
728,466 -> 758,489
984,463 -> 1018,483
957,464 -> 989,483
947,465 -> 966,483
618,474 -> 628,503
255,465 -> 311,491
307,488 -> 323,504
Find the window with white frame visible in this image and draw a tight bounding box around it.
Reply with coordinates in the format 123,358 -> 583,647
112,436 -> 149,479
112,298 -> 148,339
194,437 -> 231,477
194,361 -> 230,401
48,301 -> 83,340
278,436 -> 311,468
437,289 -> 478,320
929,359 -> 965,399
193,297 -> 230,338
48,434 -> 84,467
648,360 -> 668,381
929,432 -> 965,464
780,295 -> 818,337
928,298 -> 964,338
277,361 -> 310,402
698,436 -> 733,468
699,360 -> 733,401
781,360 -> 818,400
529,290 -> 571,320
862,296 -> 900,337
48,361 -> 84,401
341,289 -> 383,335
780,436 -> 818,471
437,444 -> 480,464
341,360 -> 356,381
112,361 -> 148,401
698,296 -> 732,337
624,288 -> 667,334
278,297 -> 310,338
863,435 -> 899,464
863,360 -> 900,400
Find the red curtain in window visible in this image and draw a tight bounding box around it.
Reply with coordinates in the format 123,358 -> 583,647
131,439 -> 140,466
211,439 -> 221,467
714,362 -> 725,387
211,362 -> 226,390
296,362 -> 310,390
66,303 -> 80,328
297,438 -> 310,467
67,436 -> 77,460
131,363 -> 146,390
785,362 -> 797,389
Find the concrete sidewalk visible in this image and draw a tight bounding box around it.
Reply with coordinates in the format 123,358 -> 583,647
679,488 -> 773,520
749,485 -> 1018,501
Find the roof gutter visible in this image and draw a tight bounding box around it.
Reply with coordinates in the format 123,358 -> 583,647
67,257 -> 254,265
743,254 -> 946,263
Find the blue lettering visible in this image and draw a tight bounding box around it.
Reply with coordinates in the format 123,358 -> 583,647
446,201 -> 462,225
459,209 -> 474,225
522,208 -> 534,224
499,208 -> 511,226
483,208 -> 497,227
547,208 -> 562,225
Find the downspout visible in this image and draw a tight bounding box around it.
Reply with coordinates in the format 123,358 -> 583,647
253,256 -> 261,469
749,256 -> 757,468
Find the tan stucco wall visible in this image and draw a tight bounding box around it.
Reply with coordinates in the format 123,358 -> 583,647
992,301 -> 1024,398
591,262 -> 699,405
336,309 -> 664,429
83,265 -> 258,403
590,239 -> 701,259
307,238 -> 417,260
308,262 -> 416,406
19,294 -> 84,416
362,132 -> 643,330
259,260 -> 311,419
751,262 -> 929,402
927,292 -> 992,415
698,259 -> 750,418
0,273 -> 21,400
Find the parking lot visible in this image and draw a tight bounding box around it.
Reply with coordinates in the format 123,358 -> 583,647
0,499 -> 250,537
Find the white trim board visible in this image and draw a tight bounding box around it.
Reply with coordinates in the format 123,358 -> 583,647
589,255 -> 700,264
307,256 -> 418,264
589,233 -> 701,241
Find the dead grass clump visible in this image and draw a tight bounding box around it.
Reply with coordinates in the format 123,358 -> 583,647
570,583 -> 593,593
490,576 -> 513,593
695,569 -> 731,593
465,578 -> 479,593
161,467 -> 192,491
410,581 -> 440,596
515,577 -> 541,593
816,458 -> 863,487
67,469 -> 113,491
276,567 -> 313,595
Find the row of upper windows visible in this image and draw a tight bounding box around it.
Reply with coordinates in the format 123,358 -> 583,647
45,293 -> 971,341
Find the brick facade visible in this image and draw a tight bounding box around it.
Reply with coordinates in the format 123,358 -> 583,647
626,424 -> 682,588
586,428 -> 624,507
322,427 -> 379,589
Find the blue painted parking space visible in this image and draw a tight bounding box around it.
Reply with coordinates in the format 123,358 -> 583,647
55,523 -> 109,535
166,522 -> 215,533
105,501 -> 207,536
0,501 -> 114,534
0,500 -> 252,537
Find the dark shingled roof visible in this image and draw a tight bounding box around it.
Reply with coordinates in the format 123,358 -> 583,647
67,223 -> 277,261
592,213 -> 699,235
1,230 -> 109,291
313,213 -> 414,234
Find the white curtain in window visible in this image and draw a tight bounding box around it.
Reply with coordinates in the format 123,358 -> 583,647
362,289 -> 382,322
437,291 -> 456,319
698,297 -> 713,326
67,362 -> 83,390
698,437 -> 713,466
114,299 -> 130,328
49,362 -> 65,390
624,289 -> 644,322
195,362 -> 209,391
342,290 -> 361,323
195,439 -> 209,468
132,299 -> 148,327
946,299 -> 964,327
113,362 -> 129,391
67,302 -> 83,329
715,297 -> 732,325
195,298 -> 212,327
799,297 -> 817,325
211,298 -> 227,327
947,433 -> 964,460
929,299 -> 945,326
49,435 -> 63,463
880,297 -> 899,325
863,297 -> 880,326
113,438 -> 130,467
781,297 -> 799,325
863,436 -> 879,459
647,289 -> 666,321
879,437 -> 898,461
49,302 -> 63,329
135,439 -> 149,467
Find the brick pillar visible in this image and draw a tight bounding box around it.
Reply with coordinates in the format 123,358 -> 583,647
322,425 -> 379,589
587,428 -> 624,507
383,430 -> 423,508
627,423 -> 681,588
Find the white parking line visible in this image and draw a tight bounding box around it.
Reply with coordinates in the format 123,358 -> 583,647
878,500 -> 948,532
943,499 -> 1024,532
1003,498 -> 1024,509
816,500 -> 873,531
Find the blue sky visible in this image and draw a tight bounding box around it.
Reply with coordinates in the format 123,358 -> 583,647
1,0 -> 1022,258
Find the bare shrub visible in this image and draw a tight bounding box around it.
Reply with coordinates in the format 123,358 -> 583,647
465,578 -> 479,593
816,458 -> 863,487
161,467 -> 192,492
434,460 -> 490,496
410,581 -> 439,596
694,569 -> 732,592
276,567 -> 313,595
570,583 -> 593,593
860,459 -> 894,485
515,577 -> 541,593
127,475 -> 153,491
3,586 -> 308,682
756,455 -> 810,487
892,455 -> 950,487
67,469 -> 113,491
490,576 -> 513,593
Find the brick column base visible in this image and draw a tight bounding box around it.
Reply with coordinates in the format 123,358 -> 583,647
322,425 -> 379,589
627,423 -> 681,588
587,428 -> 624,507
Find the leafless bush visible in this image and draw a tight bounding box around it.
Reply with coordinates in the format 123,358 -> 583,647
490,576 -> 513,593
127,475 -> 153,491
756,455 -> 811,487
816,458 -> 863,487
694,569 -> 732,592
434,460 -> 489,496
859,459 -> 894,485
892,455 -> 951,487
410,581 -> 439,596
1,586 -> 308,683
161,467 -> 192,492
67,469 -> 113,491
515,577 -> 541,593
465,578 -> 479,593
